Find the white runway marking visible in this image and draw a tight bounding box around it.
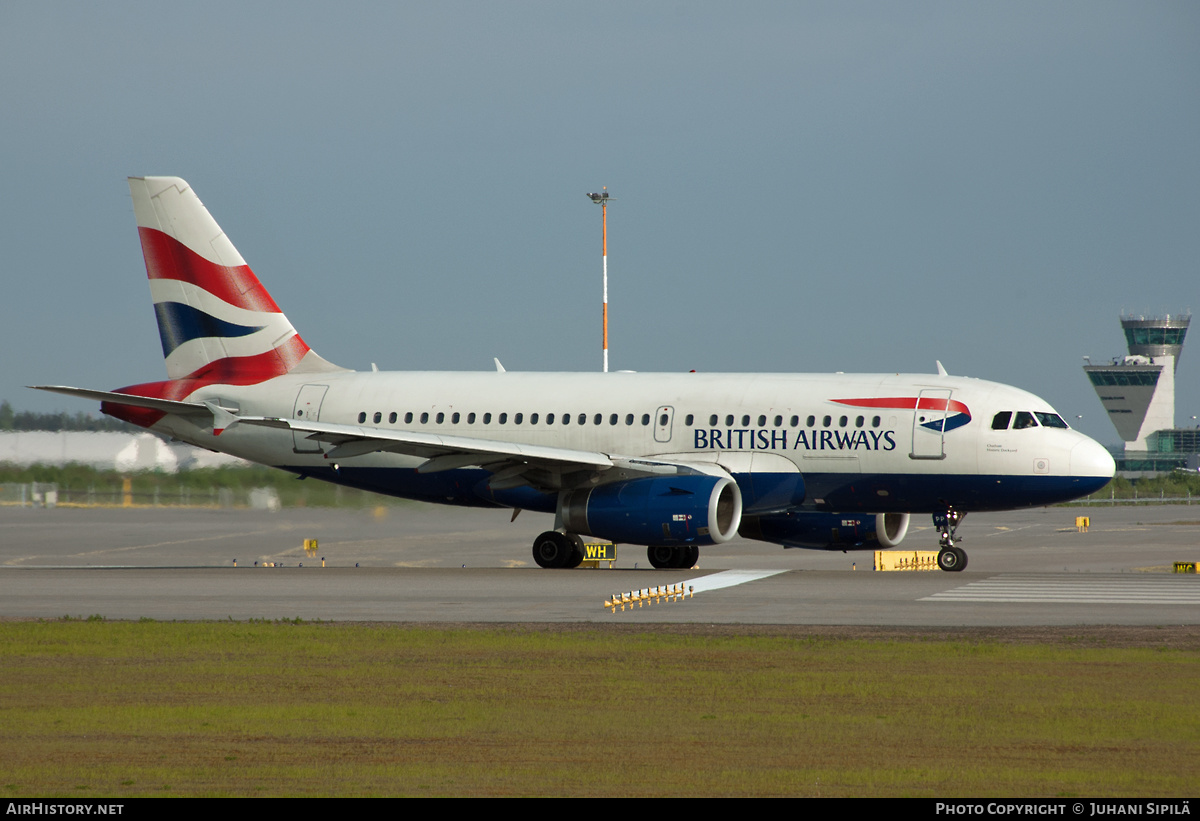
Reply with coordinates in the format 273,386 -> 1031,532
924,574 -> 1200,604
685,569 -> 788,593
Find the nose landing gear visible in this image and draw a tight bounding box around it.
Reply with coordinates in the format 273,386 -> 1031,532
933,509 -> 968,571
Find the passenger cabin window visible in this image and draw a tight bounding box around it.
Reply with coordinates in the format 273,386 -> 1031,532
436,412 -> 444,424
1012,411 -> 1037,430
358,412 -> 366,423
405,412 -> 413,424
992,411 -> 1012,430
388,412 -> 397,424
483,413 -> 492,424
709,414 -> 718,426
685,414 -> 694,426
420,412 -> 429,424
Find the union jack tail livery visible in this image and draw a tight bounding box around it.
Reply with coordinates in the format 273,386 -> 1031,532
129,176 -> 342,381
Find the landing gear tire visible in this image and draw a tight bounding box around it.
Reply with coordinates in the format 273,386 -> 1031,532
566,534 -> 585,569
533,531 -> 574,569
647,545 -> 678,569
647,545 -> 699,569
937,546 -> 967,572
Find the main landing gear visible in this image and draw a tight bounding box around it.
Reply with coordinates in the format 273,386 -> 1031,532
532,534 -> 701,570
933,509 -> 968,571
532,531 -> 585,569
646,545 -> 699,570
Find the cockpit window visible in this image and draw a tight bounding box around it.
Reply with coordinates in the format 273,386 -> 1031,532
991,411 -> 1012,430
1034,412 -> 1069,429
1012,411 -> 1038,430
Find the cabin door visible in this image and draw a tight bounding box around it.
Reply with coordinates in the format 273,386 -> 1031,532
292,384 -> 328,453
909,389 -> 951,460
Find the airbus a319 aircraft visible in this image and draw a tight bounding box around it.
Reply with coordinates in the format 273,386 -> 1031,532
37,177 -> 1115,571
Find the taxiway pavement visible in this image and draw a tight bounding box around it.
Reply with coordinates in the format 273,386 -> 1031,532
1,502 -> 1197,625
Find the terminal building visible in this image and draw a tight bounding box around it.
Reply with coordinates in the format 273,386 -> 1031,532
1083,314 -> 1196,475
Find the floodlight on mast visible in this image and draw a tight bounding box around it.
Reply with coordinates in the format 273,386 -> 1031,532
586,188 -> 614,373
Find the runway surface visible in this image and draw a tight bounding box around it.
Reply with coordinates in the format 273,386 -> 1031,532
1,502 -> 1197,625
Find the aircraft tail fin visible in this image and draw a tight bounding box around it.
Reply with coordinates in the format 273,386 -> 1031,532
128,176 -> 344,382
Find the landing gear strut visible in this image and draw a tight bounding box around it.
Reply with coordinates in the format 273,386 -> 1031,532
532,531 -> 585,569
933,509 -> 968,572
646,545 -> 699,569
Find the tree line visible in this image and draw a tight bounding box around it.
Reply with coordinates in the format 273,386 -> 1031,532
0,400 -> 141,433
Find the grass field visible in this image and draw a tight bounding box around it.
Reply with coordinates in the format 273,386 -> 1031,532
1,621 -> 1196,797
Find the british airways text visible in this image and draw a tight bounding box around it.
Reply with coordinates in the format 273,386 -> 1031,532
693,428 -> 897,452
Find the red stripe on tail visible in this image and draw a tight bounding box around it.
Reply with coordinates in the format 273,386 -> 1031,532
138,227 -> 284,314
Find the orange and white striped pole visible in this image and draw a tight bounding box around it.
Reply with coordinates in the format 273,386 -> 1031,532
587,188 -> 614,372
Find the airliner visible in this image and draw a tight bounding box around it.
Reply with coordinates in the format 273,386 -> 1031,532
36,177 -> 1115,571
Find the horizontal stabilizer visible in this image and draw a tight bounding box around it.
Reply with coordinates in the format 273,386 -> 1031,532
30,385 -> 210,415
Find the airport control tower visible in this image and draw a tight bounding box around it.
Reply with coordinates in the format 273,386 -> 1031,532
1083,314 -> 1189,453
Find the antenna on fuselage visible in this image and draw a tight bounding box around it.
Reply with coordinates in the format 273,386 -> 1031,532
586,188 -> 614,373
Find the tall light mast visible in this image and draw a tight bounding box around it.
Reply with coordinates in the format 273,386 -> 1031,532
587,189 -> 613,372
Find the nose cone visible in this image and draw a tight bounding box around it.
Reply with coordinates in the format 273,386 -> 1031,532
1071,436 -> 1116,488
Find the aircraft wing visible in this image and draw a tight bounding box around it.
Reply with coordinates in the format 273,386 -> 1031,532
233,415 -> 615,472
230,416 -> 727,491
30,387 -> 730,492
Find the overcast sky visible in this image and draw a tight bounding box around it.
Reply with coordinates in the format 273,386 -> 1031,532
2,1 -> 1197,446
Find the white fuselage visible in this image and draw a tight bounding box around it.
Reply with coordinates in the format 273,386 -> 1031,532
147,369 -> 1115,517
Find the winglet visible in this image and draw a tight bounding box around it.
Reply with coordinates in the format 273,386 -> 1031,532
494,358 -> 506,373
936,360 -> 948,376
